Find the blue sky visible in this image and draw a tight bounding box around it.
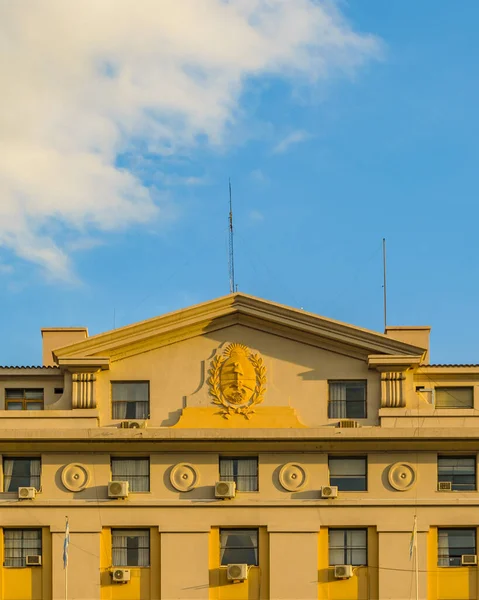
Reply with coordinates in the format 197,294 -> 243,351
1,1 -> 478,365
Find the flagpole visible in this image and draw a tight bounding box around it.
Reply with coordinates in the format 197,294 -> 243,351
414,515 -> 419,600
64,516 -> 69,600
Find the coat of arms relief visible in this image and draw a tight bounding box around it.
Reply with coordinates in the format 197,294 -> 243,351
207,343 -> 266,419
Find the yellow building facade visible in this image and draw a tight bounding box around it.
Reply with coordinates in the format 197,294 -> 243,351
0,293 -> 478,599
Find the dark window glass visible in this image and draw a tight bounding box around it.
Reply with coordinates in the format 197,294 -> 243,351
111,458 -> 149,492
329,457 -> 367,491
220,529 -> 258,566
329,381 -> 366,419
112,382 -> 149,419
329,529 -> 367,565
112,529 -> 149,567
435,387 -> 473,409
438,529 -> 476,567
4,529 -> 42,567
5,389 -> 44,411
3,459 -> 41,492
438,456 -> 476,491
219,457 -> 258,492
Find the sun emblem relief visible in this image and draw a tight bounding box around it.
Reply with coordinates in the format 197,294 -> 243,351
207,343 -> 267,419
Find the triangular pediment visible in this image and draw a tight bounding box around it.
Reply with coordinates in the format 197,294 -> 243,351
53,293 -> 426,364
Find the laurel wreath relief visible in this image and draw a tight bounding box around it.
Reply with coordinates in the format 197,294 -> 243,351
207,352 -> 267,419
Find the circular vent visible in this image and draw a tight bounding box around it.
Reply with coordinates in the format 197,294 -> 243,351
19,488 -> 30,498
110,483 -> 123,496
322,486 -> 333,496
216,482 -> 230,496
228,565 -> 243,579
336,566 -> 346,577
114,569 -> 124,580
129,422 -> 140,428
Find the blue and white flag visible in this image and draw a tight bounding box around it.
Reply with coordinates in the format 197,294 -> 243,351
63,517 -> 70,569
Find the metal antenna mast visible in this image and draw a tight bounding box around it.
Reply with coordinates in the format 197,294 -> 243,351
228,179 -> 236,294
382,237 -> 387,331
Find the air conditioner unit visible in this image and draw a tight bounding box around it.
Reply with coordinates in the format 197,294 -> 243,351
120,420 -> 147,429
462,554 -> 478,566
215,481 -> 236,499
26,555 -> 42,566
18,487 -> 36,499
337,420 -> 360,428
111,568 -> 131,583
438,481 -> 452,491
334,565 -> 353,579
321,485 -> 338,498
108,481 -> 129,498
227,564 -> 248,581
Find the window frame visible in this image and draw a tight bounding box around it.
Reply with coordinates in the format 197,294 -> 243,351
111,381 -> 150,420
5,389 -> 44,411
435,387 -> 474,409
220,528 -> 259,566
328,456 -> 367,492
437,455 -> 476,492
2,457 -> 41,492
328,528 -> 368,566
219,456 -> 259,492
111,457 -> 150,493
3,528 -> 42,567
328,380 -> 367,419
438,528 -> 476,567
111,528 -> 150,567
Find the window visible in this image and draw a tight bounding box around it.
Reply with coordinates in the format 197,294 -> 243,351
3,458 -> 41,492
220,529 -> 258,566
4,529 -> 42,567
329,457 -> 367,491
220,457 -> 258,492
438,456 -> 476,491
5,389 -> 44,411
329,529 -> 367,566
435,387 -> 473,409
112,529 -> 150,567
112,382 -> 149,420
111,458 -> 149,492
438,529 -> 476,567
329,381 -> 366,419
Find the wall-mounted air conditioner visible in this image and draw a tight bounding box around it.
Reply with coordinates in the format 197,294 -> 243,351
215,481 -> 236,499
120,420 -> 147,429
108,481 -> 129,498
438,481 -> 452,491
26,555 -> 42,566
18,487 -> 36,499
334,565 -> 353,579
321,485 -> 338,499
227,564 -> 248,581
111,568 -> 131,583
462,555 -> 477,566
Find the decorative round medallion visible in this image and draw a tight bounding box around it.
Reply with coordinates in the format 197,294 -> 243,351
61,463 -> 90,492
388,462 -> 416,491
279,463 -> 307,492
170,463 -> 199,492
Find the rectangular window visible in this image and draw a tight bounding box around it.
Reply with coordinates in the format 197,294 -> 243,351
5,389 -> 44,411
328,381 -> 366,419
111,458 -> 149,492
438,529 -> 476,567
112,529 -> 150,567
3,458 -> 41,492
4,529 -> 42,567
112,382 -> 149,420
329,529 -> 367,566
329,457 -> 367,491
435,387 -> 473,409
220,529 -> 258,566
438,456 -> 476,491
219,457 -> 258,492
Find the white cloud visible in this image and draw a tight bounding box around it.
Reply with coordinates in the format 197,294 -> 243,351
273,130 -> 312,154
249,210 -> 265,223
0,0 -> 380,279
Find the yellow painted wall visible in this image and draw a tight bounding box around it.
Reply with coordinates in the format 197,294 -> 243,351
428,526 -> 479,600
209,527 -> 269,600
318,527 -> 378,600
0,528 -> 49,600
100,527 -> 159,600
